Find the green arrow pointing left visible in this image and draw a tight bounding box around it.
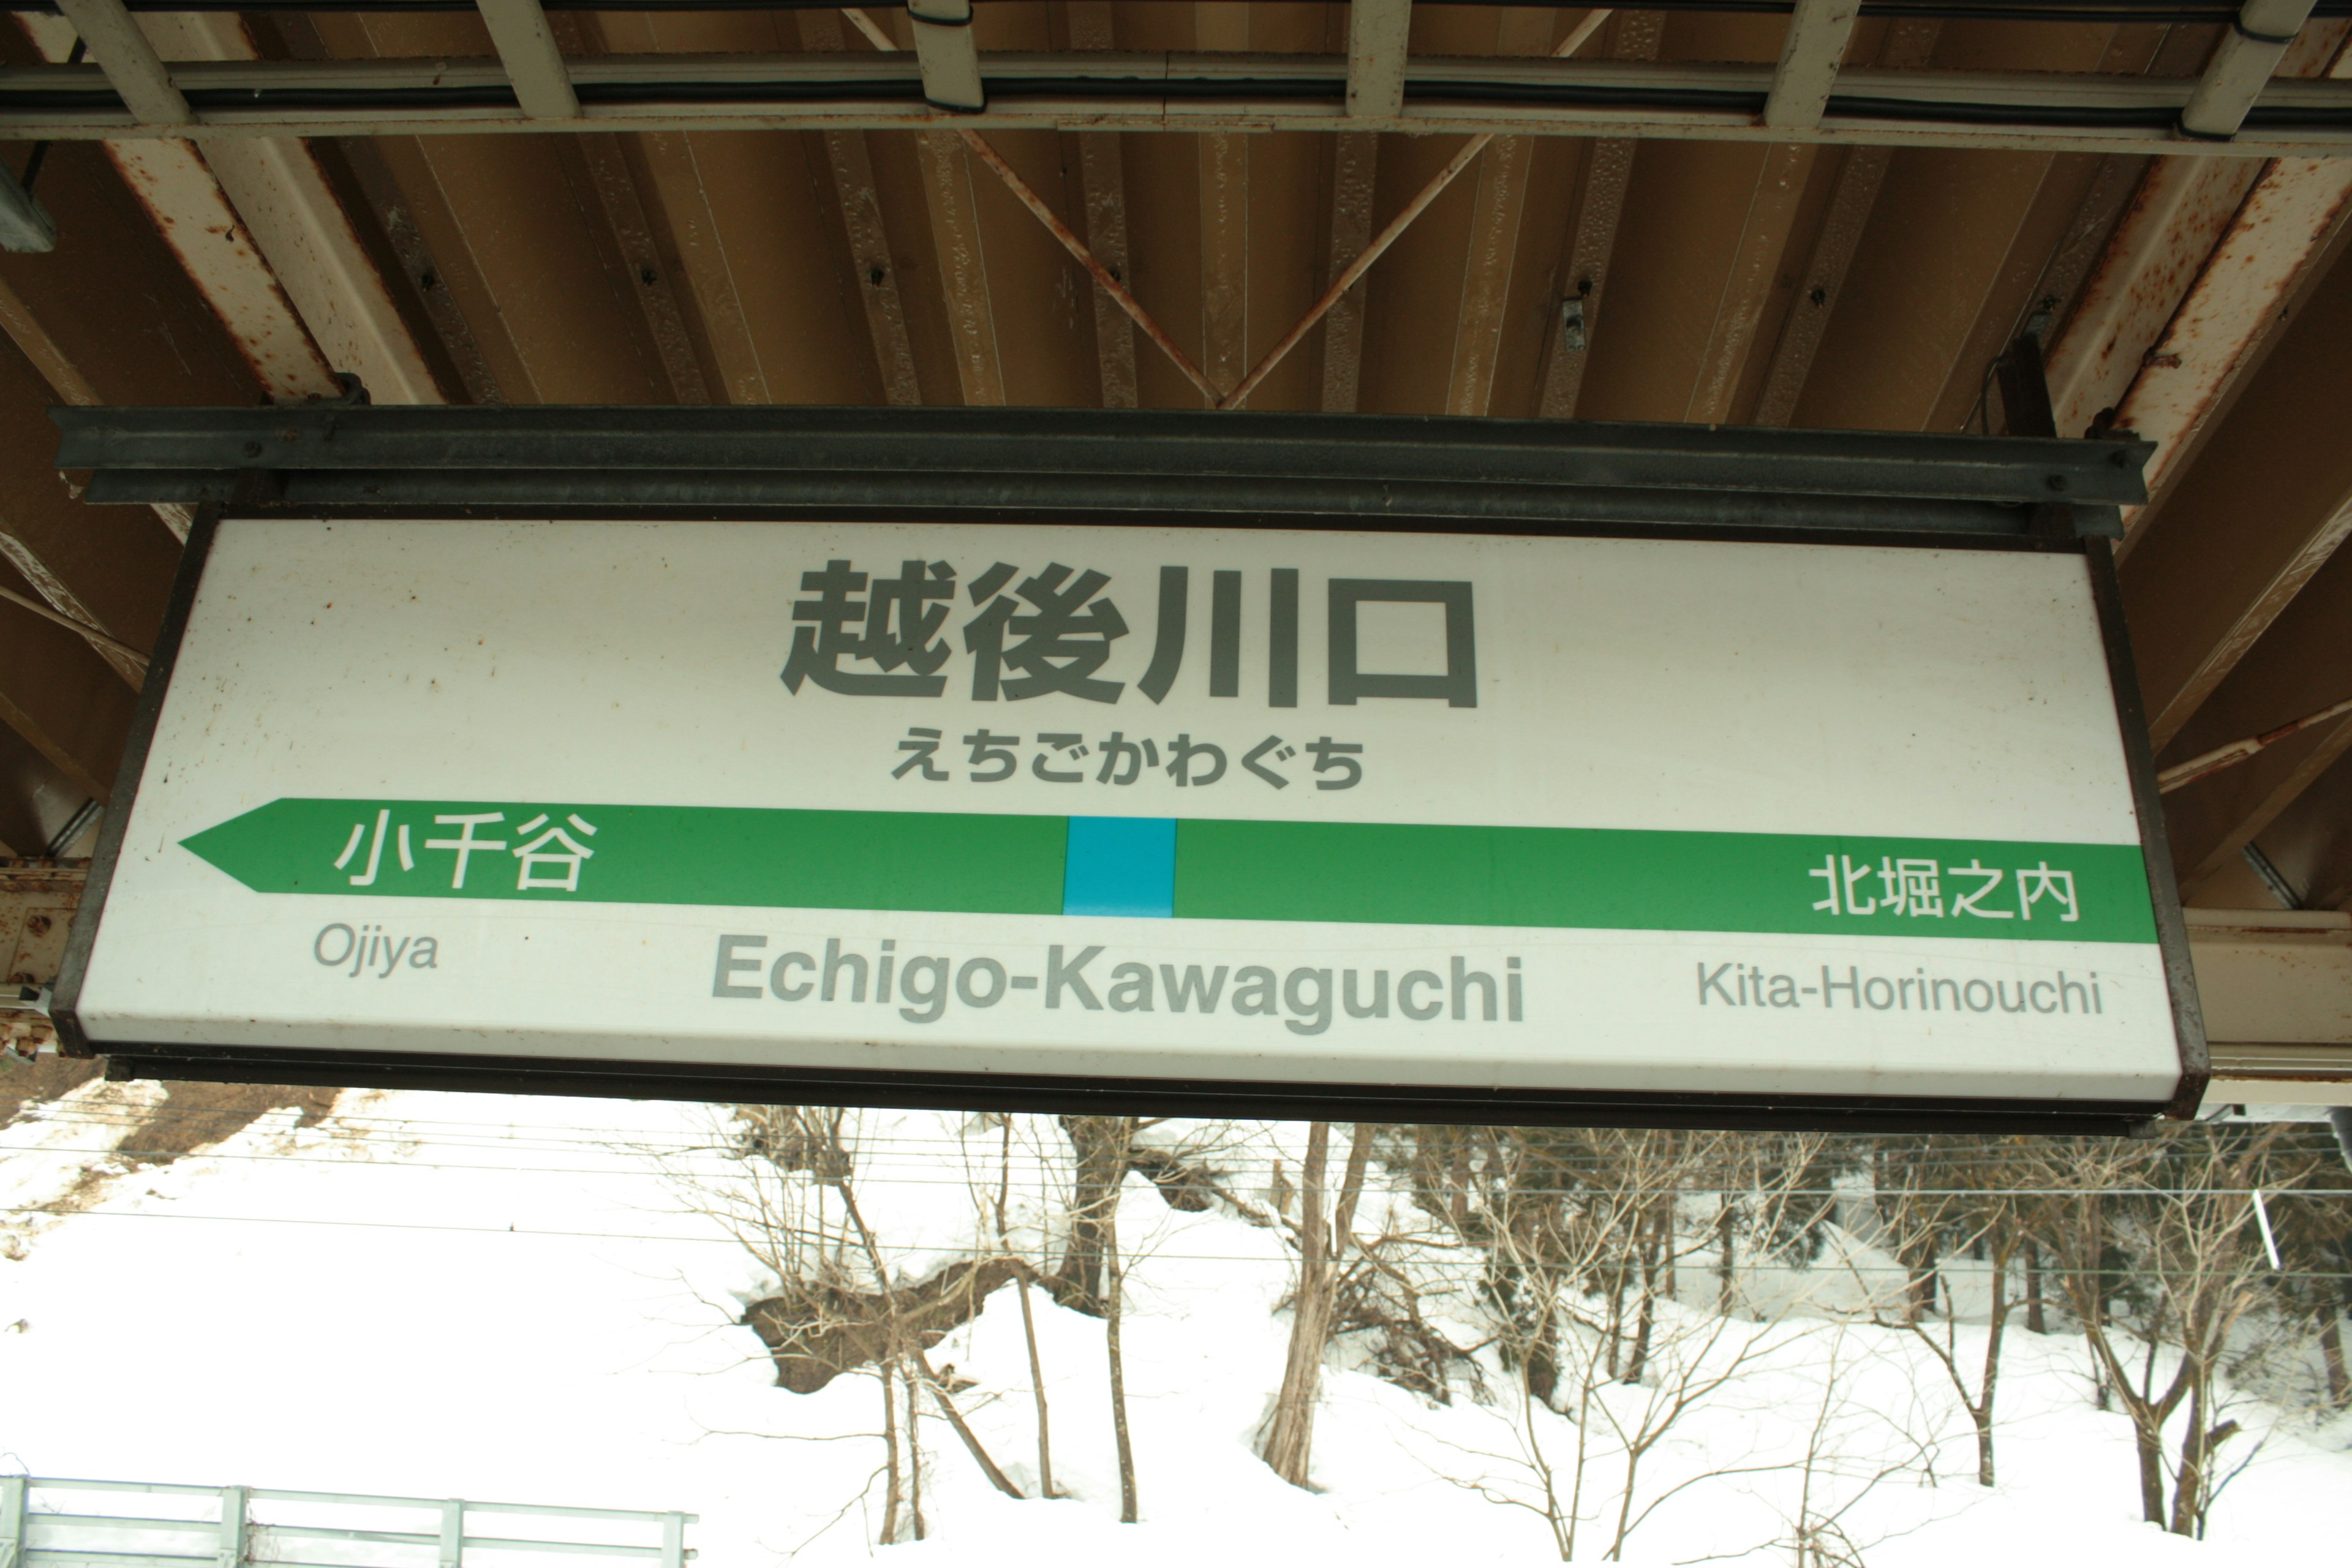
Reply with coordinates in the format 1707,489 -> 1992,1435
181,797 -> 1067,915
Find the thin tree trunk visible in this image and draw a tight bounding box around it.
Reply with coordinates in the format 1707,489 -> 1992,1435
1102,1117 -> 1140,1523
1624,1273 -> 1656,1384
2082,1194 -> 2113,1411
1974,1241 -> 2010,1487
1602,1251 -> 1626,1382
1057,1114 -> 1125,1313
2133,1410 -> 2168,1524
2169,1381 -> 2210,1536
880,1359 -> 903,1544
2024,1238 -> 2046,1334
1525,1291 -> 1558,1409
1904,1230 -> 1939,1325
913,1351 -> 1025,1498
904,1359 -> 926,1540
824,1138 -> 1022,1502
998,1119 -> 1056,1498
1714,1193 -> 1738,1319
1624,1205 -> 1664,1383
1447,1129 -> 1470,1230
1656,1187 -> 1678,1302
1016,1275 -> 1054,1495
1564,1356 -> 1595,1560
1520,1374 -> 1570,1560
1609,1436 -> 1652,1561
2102,1334 -> 2170,1523
1261,1122 -> 1375,1487
1262,1122 -> 1332,1484
2321,1314 -> 2351,1409
2077,1305 -> 2172,1524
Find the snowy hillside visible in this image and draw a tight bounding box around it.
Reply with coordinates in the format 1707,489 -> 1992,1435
1,1080 -> 2346,1566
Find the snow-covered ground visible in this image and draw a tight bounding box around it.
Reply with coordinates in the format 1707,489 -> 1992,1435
2,1082 -> 2345,1566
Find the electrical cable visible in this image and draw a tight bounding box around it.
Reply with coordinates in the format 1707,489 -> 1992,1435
2,1204 -> 2346,1276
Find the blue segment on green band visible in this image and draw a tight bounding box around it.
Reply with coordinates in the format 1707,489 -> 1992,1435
1063,817 -> 1176,918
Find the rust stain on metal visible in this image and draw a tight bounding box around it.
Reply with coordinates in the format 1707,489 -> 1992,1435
104,139 -> 338,401
2047,158 -> 2258,440
2118,157 -> 2352,521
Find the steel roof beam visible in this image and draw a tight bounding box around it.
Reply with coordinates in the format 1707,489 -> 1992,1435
2118,232 -> 2352,755
1317,130 -> 1376,413
2158,558 -> 2352,899
1068,0 -> 1137,409
1762,0 -> 1860,130
570,131 -> 714,404
2181,0 -> 2319,138
50,0 -> 187,124
106,141 -> 343,401
2117,170 -> 2352,522
1444,6 -> 1559,418
477,0 -> 580,119
1228,7 -> 1615,412
2048,160 -> 2266,440
15,14 -> 355,405
17,50 -> 2352,108
914,129 -> 1005,403
134,12 -> 450,405
1346,0 -> 1411,119
1750,17 -> 1940,426
1536,9 -> 1658,420
797,9 -> 921,407
7,53 -> 2350,156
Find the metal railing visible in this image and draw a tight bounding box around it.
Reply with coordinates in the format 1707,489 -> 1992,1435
0,1477 -> 695,1568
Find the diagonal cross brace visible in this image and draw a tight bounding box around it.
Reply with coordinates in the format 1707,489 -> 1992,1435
842,8 -> 1212,399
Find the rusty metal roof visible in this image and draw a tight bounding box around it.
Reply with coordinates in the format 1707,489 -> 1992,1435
0,0 -> 2347,911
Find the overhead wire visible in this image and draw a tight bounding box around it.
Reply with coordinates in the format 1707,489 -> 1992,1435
7,1134 -> 2351,1199
18,1114 -> 2352,1166
17,1099 -> 2352,1150
2,1204 -> 2346,1279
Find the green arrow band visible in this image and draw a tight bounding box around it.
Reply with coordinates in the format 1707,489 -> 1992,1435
178,798 -> 2159,944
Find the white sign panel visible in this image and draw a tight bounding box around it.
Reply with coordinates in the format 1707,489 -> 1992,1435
67,518 -> 2187,1110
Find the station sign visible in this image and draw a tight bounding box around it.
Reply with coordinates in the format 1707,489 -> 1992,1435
59,518 -> 2196,1120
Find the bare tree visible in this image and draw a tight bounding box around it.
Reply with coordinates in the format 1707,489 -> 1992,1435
995,1117 -> 1058,1497
669,1104 -> 1028,1549
814,1114 -> 1025,1502
1873,1136 -> 2032,1487
1586,1303 -> 1804,1559
1057,1113 -> 1129,1312
2034,1124 -> 2295,1536
1261,1121 -> 1376,1487
1775,1327 -> 1944,1568
1097,1114 -> 1141,1522
2258,1133 -> 2352,1412
1412,1127 -> 1836,1561
1424,1131 -> 1651,1560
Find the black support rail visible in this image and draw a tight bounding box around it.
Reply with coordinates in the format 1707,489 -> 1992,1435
3,0 -> 2343,15
54,405 -> 2150,540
